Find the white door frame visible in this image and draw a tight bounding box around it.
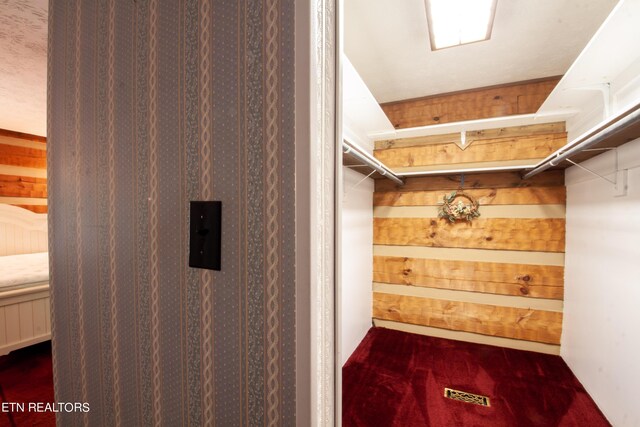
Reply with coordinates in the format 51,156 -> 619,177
295,0 -> 340,425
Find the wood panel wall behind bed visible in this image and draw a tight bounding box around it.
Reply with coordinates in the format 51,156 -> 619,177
372,123 -> 566,354
0,129 -> 47,214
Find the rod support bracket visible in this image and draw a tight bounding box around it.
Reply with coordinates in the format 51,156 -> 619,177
564,147 -> 619,186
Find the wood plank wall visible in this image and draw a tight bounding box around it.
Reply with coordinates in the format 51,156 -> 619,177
374,122 -> 567,173
372,125 -> 567,354
0,129 -> 47,213
380,76 -> 561,129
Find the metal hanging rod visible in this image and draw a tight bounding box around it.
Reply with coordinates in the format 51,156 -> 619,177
397,164 -> 537,177
523,105 -> 640,180
342,140 -> 404,186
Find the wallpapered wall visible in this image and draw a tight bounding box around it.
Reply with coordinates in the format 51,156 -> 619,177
48,0 -> 295,425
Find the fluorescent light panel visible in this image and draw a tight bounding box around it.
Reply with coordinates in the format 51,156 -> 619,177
426,0 -> 497,50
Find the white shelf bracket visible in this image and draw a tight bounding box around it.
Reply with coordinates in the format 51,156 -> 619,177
564,147 -> 619,186
344,170 -> 376,200
352,170 -> 376,188
566,82 -> 612,118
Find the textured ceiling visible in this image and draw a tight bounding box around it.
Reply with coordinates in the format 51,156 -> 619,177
0,0 -> 48,136
345,0 -> 619,103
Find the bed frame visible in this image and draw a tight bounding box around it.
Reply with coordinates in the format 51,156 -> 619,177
0,204 -> 50,356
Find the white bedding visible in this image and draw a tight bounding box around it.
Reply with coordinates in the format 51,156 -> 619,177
0,252 -> 49,290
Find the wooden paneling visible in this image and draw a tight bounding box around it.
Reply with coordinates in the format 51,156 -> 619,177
373,292 -> 562,344
32,298 -> 48,336
0,144 -> 47,169
0,174 -> 47,198
374,217 -> 565,252
375,122 -> 566,150
374,256 -> 564,299
373,245 -> 565,267
0,165 -> 47,179
3,305 -> 20,344
373,283 -> 563,312
0,306 -> 5,346
375,170 -> 564,193
374,186 -> 565,207
0,129 -> 46,143
0,292 -> 51,356
370,115 -> 566,349
19,301 -> 34,338
381,77 -> 561,128
374,320 -> 560,355
0,129 -> 47,213
374,133 -> 567,168
14,205 -> 48,214
374,205 -> 566,219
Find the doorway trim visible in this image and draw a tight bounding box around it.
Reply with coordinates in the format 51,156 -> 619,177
295,0 -> 338,425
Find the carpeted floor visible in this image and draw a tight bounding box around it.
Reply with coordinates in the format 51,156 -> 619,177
0,342 -> 55,427
343,327 -> 610,427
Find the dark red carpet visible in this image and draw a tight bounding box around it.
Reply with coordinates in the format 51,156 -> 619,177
0,342 -> 55,427
343,327 -> 610,427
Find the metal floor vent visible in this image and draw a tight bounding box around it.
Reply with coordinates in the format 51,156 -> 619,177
444,388 -> 490,407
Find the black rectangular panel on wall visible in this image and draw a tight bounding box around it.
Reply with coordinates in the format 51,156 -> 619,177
189,201 -> 222,270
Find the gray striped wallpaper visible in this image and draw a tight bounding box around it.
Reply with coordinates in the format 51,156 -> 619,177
47,0 -> 295,425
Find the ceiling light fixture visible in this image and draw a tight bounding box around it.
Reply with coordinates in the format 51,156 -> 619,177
425,0 -> 497,50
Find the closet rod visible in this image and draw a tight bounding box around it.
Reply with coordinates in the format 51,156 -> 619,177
523,105 -> 640,180
397,165 -> 536,177
342,140 -> 404,186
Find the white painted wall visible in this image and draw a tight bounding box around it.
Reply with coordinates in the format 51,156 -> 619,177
557,4 -> 640,422
339,57 -> 393,365
340,167 -> 374,366
562,137 -> 640,426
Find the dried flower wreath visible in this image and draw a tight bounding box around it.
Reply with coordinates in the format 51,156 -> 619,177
438,190 -> 481,222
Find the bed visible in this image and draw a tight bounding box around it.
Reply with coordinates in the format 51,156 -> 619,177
0,204 -> 50,356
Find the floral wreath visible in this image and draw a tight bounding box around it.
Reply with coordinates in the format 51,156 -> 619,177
438,190 -> 481,222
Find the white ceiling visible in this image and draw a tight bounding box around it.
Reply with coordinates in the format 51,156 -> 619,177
345,0 -> 619,103
0,0 -> 48,136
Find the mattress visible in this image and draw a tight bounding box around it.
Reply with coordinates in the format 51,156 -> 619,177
0,252 -> 49,290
